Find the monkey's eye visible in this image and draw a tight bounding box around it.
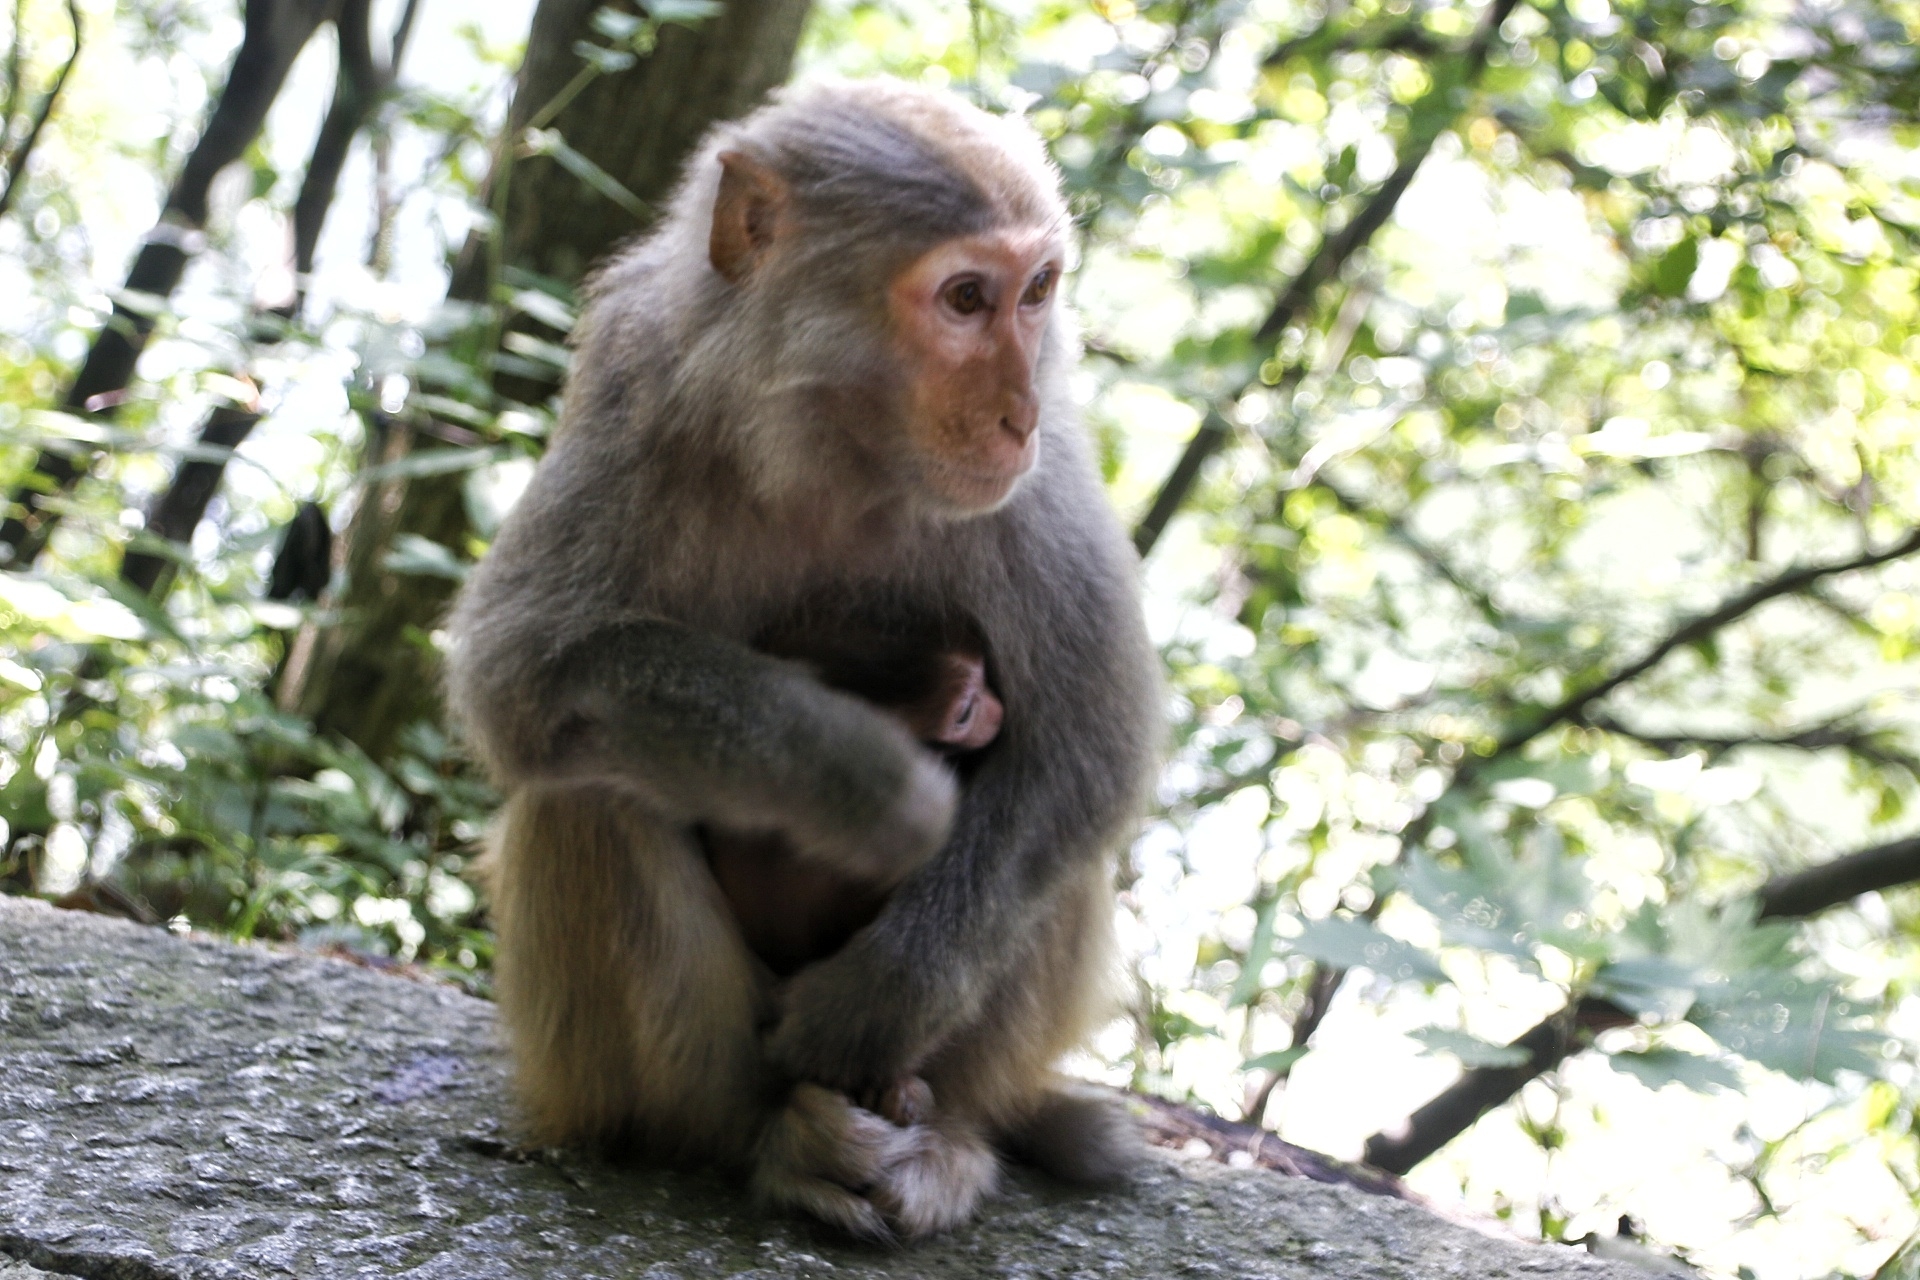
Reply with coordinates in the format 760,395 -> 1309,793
942,278 -> 987,316
1021,268 -> 1056,307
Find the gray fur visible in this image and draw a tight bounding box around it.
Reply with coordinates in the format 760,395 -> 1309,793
446,78 -> 1163,1238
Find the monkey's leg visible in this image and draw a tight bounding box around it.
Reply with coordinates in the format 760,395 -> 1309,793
486,787 -> 771,1159
923,861 -> 1144,1189
490,789 -> 927,1238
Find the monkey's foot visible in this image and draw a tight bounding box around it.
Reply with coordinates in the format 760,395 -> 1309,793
1005,1083 -> 1144,1186
751,1083 -> 915,1241
866,1118 -> 998,1239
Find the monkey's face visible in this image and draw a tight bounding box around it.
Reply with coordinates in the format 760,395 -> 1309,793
886,226 -> 1062,515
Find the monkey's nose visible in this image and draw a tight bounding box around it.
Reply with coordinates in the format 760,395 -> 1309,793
1000,396 -> 1039,444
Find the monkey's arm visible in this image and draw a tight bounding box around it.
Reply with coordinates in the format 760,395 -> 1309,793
489,619 -> 959,883
764,580 -> 1160,1093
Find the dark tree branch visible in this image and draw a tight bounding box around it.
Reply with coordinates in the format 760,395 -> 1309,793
1361,830 -> 1920,1176
0,0 -> 336,568
1485,529 -> 1920,763
0,0 -> 81,220
1313,541 -> 1920,1178
111,0 -> 415,605
120,405 -> 262,597
289,0 -> 377,285
1131,0 -> 1521,559
1364,997 -> 1632,1175
1585,711 -> 1920,778
288,0 -> 415,293
1315,472 -> 1508,627
288,0 -> 816,761
3,0 -> 23,133
1756,836 -> 1920,919
1132,410 -> 1231,557
1211,0 -> 1523,1077
1263,13 -> 1443,68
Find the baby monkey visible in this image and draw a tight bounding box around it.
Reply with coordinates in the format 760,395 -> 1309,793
704,612 -> 1005,1126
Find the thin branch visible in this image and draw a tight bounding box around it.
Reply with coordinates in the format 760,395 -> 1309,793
1315,472 -> 1507,627
1360,830 -> 1920,1176
1132,409 -> 1231,557
4,0 -> 24,132
1586,711 -> 1920,778
386,0 -> 422,72
120,403 -> 262,597
0,0 -> 81,220
1263,13 -> 1442,68
1757,835 -> 1920,920
115,0 -> 416,601
1487,528 -> 1920,762
1131,0 -> 1521,559
1363,997 -> 1631,1175
289,0 -> 416,296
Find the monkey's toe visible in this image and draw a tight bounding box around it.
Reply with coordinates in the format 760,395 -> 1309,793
753,1083 -> 917,1241
869,1121 -> 998,1239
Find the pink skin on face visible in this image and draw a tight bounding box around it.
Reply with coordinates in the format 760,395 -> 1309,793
888,227 -> 1064,512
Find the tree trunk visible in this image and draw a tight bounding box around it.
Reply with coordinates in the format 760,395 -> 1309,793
0,0 -> 338,567
289,0 -> 813,761
112,0 -> 418,604
457,0 -> 814,295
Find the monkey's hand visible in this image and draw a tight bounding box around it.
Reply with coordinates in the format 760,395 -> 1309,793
762,928 -> 942,1094
785,744 -> 957,887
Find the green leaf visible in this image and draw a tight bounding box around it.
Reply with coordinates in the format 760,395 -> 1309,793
1591,956 -> 1703,1021
1397,852 -> 1539,970
1604,1047 -> 1743,1095
1873,1230 -> 1920,1280
1241,1047 -> 1308,1074
1651,236 -> 1699,298
590,7 -> 645,40
1228,893 -> 1281,1007
1692,973 -> 1887,1084
0,772 -> 52,832
382,535 -> 469,582
1283,915 -> 1447,984
570,40 -> 636,74
510,289 -> 576,333
523,128 -> 650,220
1408,1027 -> 1529,1068
358,446 -> 506,485
502,330 -> 572,372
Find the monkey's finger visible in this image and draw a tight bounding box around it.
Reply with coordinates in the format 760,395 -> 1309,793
754,1171 -> 894,1243
753,1083 -> 913,1240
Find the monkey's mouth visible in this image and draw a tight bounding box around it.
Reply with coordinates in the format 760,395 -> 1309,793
923,445 -> 1038,514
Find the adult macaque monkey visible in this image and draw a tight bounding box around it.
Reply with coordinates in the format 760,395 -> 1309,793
448,79 -> 1162,1240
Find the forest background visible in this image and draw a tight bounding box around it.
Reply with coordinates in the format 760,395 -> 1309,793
0,0 -> 1916,1272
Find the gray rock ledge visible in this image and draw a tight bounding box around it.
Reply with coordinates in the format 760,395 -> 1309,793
0,895 -> 1634,1279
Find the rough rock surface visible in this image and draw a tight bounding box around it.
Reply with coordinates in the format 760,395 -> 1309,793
0,896 -> 1634,1279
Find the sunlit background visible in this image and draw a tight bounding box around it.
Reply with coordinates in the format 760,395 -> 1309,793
2,0 -> 1916,1274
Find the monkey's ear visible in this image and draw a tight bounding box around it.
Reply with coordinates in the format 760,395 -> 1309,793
710,150 -> 789,283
